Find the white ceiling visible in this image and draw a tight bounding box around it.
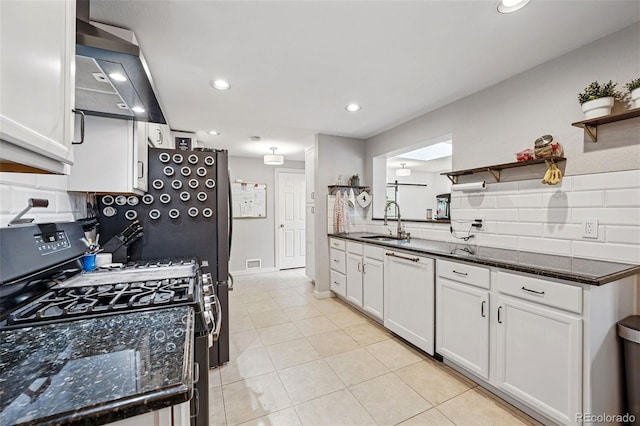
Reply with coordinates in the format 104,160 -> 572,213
89,1 -> 640,161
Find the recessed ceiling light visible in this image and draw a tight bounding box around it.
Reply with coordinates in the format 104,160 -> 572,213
208,130 -> 220,136
211,79 -> 230,91
497,0 -> 531,14
131,106 -> 145,113
345,103 -> 361,112
109,72 -> 127,82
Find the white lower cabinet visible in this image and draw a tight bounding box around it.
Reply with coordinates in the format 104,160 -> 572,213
108,402 -> 189,426
343,242 -> 384,321
362,252 -> 384,320
495,294 -> 582,425
436,278 -> 489,379
384,250 -> 434,355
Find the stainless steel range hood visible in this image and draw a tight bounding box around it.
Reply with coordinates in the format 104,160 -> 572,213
75,0 -> 166,124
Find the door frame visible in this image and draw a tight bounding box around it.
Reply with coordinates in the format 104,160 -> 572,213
274,167 -> 306,270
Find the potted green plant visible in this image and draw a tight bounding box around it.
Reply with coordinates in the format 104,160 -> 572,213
577,80 -> 622,119
626,77 -> 640,109
349,174 -> 360,187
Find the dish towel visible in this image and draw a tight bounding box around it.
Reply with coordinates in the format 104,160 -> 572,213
348,188 -> 356,208
334,190 -> 348,233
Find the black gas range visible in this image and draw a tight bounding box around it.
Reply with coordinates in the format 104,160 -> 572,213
0,222 -> 219,426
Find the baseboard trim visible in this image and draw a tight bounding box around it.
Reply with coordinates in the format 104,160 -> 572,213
313,290 -> 333,299
230,267 -> 278,276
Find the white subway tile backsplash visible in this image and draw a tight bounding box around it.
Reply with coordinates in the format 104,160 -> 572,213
0,172 -> 37,187
572,208 -> 640,226
571,170 -> 640,191
606,226 -> 640,245
450,209 -> 478,221
518,177 -> 571,192
474,233 -> 518,250
518,236 -> 572,256
492,221 -> 543,237
605,189 -> 640,207
572,241 -> 640,264
36,175 -> 69,191
496,193 -> 542,208
461,194 -> 496,209
482,208 -> 519,222
518,208 -> 570,224
542,223 -> 605,242
1,173 -> 78,227
542,190 -> 604,208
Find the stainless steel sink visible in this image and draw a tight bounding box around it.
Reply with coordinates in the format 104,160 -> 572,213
359,235 -> 400,242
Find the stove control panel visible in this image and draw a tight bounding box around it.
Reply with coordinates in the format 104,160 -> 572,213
34,231 -> 70,255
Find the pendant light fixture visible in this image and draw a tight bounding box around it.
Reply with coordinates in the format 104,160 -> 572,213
264,147 -> 284,165
395,163 -> 411,177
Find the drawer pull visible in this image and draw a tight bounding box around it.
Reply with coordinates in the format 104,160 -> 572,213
333,259 -> 340,263
453,270 -> 468,276
481,300 -> 486,318
498,306 -> 503,323
521,286 -> 545,296
386,252 -> 419,263
333,281 -> 340,285
357,262 -> 361,272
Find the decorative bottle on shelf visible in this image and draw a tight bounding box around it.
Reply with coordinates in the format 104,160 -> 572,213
350,175 -> 360,187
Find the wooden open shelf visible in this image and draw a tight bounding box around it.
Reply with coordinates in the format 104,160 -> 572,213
328,185 -> 370,195
441,157 -> 566,184
571,107 -> 640,142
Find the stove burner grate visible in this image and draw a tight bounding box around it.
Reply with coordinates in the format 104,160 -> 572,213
5,277 -> 195,327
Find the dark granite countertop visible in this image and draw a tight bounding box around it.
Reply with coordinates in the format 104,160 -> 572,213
329,232 -> 640,285
0,306 -> 194,426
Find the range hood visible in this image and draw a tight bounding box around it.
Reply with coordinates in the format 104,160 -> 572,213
75,0 -> 166,124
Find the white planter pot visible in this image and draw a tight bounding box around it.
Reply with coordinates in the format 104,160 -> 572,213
631,88 -> 640,109
581,97 -> 614,119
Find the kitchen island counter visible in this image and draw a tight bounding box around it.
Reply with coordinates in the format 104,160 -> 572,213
0,306 -> 194,426
330,232 -> 640,285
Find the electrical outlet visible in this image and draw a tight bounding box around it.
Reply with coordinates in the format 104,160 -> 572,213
582,219 -> 599,239
472,218 -> 484,231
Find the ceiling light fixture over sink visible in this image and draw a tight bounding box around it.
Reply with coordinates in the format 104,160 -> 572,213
210,79 -> 230,91
264,147 -> 284,165
396,163 -> 411,177
497,0 -> 531,14
345,103 -> 361,112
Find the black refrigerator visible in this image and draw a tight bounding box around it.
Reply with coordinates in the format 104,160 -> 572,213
98,147 -> 231,367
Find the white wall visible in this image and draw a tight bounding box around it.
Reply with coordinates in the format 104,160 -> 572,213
314,134 -> 366,294
359,23 -> 640,264
366,23 -> 640,178
228,156 -> 304,274
0,173 -> 82,227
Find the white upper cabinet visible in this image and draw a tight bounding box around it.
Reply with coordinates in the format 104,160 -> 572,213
147,123 -> 172,148
0,0 -> 76,174
68,116 -> 147,194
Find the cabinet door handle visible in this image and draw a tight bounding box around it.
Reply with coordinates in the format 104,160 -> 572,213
357,262 -> 361,272
481,300 -> 486,318
385,252 -> 419,263
452,270 -> 468,276
362,263 -> 366,274
333,259 -> 339,263
158,128 -> 163,145
138,161 -> 144,179
311,191 -> 315,200
497,306 -> 503,323
333,281 -> 340,285
521,286 -> 545,296
311,206 -> 315,214
72,109 -> 85,145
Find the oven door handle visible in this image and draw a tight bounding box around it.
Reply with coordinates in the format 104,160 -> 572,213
228,272 -> 234,291
211,293 -> 222,342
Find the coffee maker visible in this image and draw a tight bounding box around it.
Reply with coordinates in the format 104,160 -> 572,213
435,193 -> 450,220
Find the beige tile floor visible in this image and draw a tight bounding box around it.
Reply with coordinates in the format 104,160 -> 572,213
209,269 -> 542,426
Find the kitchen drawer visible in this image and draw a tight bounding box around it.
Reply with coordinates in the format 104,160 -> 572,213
437,259 -> 490,289
364,244 -> 384,261
496,271 -> 582,314
346,241 -> 363,255
329,238 -> 346,251
330,248 -> 346,274
331,269 -> 346,297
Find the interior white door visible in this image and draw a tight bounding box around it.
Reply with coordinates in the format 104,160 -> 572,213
278,171 -> 306,269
